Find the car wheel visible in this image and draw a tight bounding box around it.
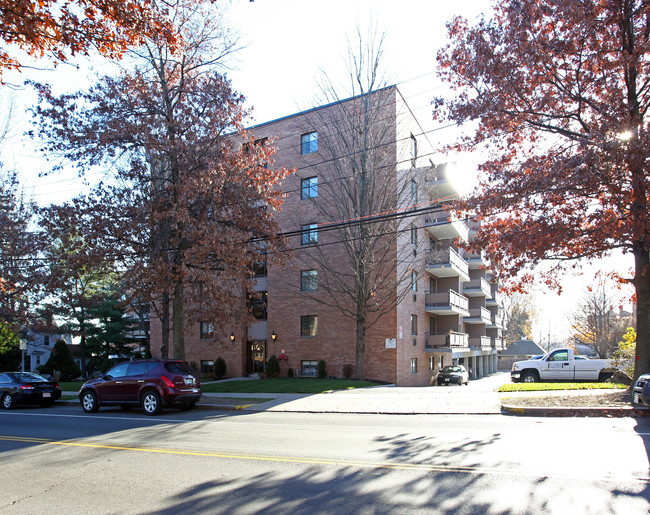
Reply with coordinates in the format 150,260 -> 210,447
2,393 -> 14,409
81,390 -> 99,413
521,371 -> 538,383
141,391 -> 162,416
179,401 -> 197,412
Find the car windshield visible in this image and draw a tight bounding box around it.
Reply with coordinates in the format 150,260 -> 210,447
11,372 -> 48,382
442,366 -> 463,373
165,362 -> 194,376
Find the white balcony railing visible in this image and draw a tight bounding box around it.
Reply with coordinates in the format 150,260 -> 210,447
469,335 -> 492,349
462,277 -> 492,297
425,290 -> 469,313
425,331 -> 469,349
425,246 -> 470,280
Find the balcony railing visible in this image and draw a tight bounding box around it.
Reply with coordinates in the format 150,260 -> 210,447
492,337 -> 506,350
461,277 -> 492,297
425,331 -> 469,349
464,306 -> 492,324
424,213 -> 469,242
425,290 -> 469,315
486,289 -> 502,307
469,335 -> 492,349
425,246 -> 470,280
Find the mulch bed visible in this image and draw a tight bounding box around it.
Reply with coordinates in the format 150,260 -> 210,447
505,389 -> 634,408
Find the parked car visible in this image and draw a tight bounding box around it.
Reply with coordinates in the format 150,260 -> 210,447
633,373 -> 650,406
0,372 -> 61,409
437,365 -> 469,386
79,359 -> 202,416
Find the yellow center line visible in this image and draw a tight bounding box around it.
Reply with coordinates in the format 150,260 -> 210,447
1,435 -> 648,484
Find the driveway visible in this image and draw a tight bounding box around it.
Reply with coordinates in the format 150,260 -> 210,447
231,372 -> 511,415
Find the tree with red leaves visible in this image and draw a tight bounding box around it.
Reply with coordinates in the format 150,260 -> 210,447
0,0 -> 177,78
31,2 -> 289,359
436,0 -> 650,379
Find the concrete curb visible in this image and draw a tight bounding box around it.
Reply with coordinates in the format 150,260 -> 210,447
500,404 -> 650,417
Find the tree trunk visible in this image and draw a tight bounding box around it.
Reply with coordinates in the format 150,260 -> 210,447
354,304 -> 367,380
633,243 -> 650,380
160,290 -> 170,358
172,280 -> 185,360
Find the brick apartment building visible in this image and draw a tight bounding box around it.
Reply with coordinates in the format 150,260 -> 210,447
150,86 -> 505,386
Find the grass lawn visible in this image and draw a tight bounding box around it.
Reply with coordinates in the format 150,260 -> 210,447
498,382 -> 628,393
201,378 -> 382,394
59,381 -> 85,392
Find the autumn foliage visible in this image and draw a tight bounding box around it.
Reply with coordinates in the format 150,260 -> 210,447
436,0 -> 650,378
30,5 -> 290,359
0,0 -> 176,77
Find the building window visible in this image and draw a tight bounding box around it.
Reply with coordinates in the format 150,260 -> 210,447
301,360 -> 318,377
410,224 -> 417,245
429,356 -> 434,371
43,335 -> 50,346
410,179 -> 417,204
411,314 -> 418,335
301,177 -> 318,199
250,292 -> 268,320
200,322 -> 214,340
301,224 -> 318,245
301,131 -> 318,154
411,358 -> 418,374
439,356 -> 444,369
301,270 -> 318,291
35,355 -> 41,366
411,269 -> 417,291
301,315 -> 318,337
411,134 -> 418,166
200,360 -> 214,375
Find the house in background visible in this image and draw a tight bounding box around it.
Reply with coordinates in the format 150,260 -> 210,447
497,339 -> 547,371
150,86 -> 506,386
24,331 -> 79,372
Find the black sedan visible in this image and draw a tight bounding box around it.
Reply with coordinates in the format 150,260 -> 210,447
437,365 -> 469,386
0,372 -> 61,409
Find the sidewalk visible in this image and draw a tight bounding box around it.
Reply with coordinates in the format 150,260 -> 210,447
64,373 -> 650,417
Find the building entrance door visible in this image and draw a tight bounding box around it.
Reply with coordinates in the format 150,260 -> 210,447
246,340 -> 266,375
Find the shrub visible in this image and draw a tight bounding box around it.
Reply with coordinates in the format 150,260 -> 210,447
265,354 -> 280,377
144,346 -> 152,359
287,367 -> 294,378
342,364 -> 354,379
317,359 -> 327,379
610,327 -> 636,377
214,356 -> 227,379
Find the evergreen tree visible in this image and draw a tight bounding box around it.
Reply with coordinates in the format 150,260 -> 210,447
40,339 -> 81,381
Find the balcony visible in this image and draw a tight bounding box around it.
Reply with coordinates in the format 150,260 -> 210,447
486,289 -> 502,307
424,247 -> 470,281
492,337 -> 506,351
463,306 -> 492,324
424,290 -> 470,316
424,163 -> 458,200
425,331 -> 469,350
424,213 -> 469,242
469,335 -> 492,349
487,312 -> 505,329
461,277 -> 492,298
465,250 -> 488,270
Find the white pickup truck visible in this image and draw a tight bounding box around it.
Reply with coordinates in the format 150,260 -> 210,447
510,348 -> 615,383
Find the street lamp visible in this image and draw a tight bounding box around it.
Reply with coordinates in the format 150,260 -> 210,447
230,332 -> 235,342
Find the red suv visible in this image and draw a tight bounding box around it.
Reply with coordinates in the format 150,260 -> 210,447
79,360 -> 202,416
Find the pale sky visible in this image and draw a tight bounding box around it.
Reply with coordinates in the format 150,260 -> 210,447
1,0 -> 635,342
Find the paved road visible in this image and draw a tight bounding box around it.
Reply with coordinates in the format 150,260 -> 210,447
0,401 -> 648,514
